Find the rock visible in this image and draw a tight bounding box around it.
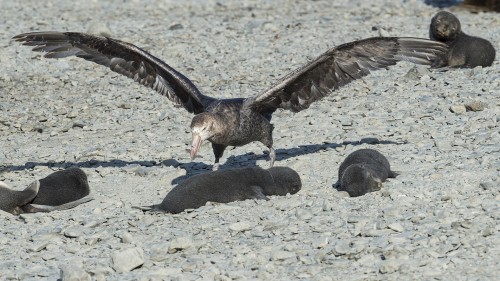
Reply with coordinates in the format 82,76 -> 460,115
465,101 -> 486,112
378,28 -> 390,37
404,66 -> 429,81
121,232 -> 135,244
169,23 -> 184,30
379,260 -> 400,274
87,22 -> 112,37
387,223 -> 404,232
296,208 -> 314,220
228,221 -> 255,233
60,265 -> 91,281
168,237 -> 194,253
111,247 -> 145,273
64,227 -> 84,238
450,105 -> 467,114
271,250 -> 296,261
333,240 -> 351,256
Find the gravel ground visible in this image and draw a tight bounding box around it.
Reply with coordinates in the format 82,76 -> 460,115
1,0 -> 499,280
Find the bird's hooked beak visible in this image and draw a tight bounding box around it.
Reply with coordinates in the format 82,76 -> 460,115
190,133 -> 203,160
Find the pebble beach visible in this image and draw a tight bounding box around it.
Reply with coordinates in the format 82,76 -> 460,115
0,0 -> 499,280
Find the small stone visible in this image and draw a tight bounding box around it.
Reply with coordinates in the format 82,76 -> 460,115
228,221 -> 255,233
482,228 -> 495,237
169,23 -> 184,30
121,232 -> 135,244
313,237 -> 329,249
450,105 -> 466,114
378,28 -> 390,37
479,181 -> 497,191
379,260 -> 400,274
387,223 -> 404,233
168,237 -> 193,253
64,227 -> 84,238
296,208 -> 313,220
118,103 -> 132,109
87,22 -> 112,37
404,66 -> 429,81
333,240 -> 350,256
60,265 -> 91,281
29,242 -> 48,252
271,250 -> 296,261
465,101 -> 486,112
112,247 -> 144,273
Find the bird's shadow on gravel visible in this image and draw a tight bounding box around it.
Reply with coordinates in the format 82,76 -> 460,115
1,138 -> 406,185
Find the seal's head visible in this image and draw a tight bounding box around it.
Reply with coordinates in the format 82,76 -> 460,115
267,167 -> 302,196
430,11 -> 461,42
340,164 -> 382,197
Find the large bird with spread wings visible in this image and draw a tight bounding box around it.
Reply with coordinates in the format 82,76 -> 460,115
13,32 -> 447,170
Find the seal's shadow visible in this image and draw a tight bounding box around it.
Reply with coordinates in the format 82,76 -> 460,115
1,138 -> 406,186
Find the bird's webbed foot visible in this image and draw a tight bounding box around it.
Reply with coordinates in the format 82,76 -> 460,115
212,163 -> 220,171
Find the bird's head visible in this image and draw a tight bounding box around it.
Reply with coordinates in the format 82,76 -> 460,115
189,113 -> 218,160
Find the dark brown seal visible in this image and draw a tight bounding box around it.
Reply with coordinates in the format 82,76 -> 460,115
0,168 -> 93,214
337,149 -> 397,197
430,11 -> 496,68
22,168 -> 93,213
149,166 -> 301,214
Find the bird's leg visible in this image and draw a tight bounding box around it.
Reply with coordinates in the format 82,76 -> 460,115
212,143 -> 227,171
212,161 -> 220,171
268,145 -> 276,167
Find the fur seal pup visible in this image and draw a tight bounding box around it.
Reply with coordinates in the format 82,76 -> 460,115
0,168 -> 93,214
429,11 -> 496,68
0,181 -> 39,215
22,168 -> 93,213
337,149 -> 397,197
145,166 -> 301,214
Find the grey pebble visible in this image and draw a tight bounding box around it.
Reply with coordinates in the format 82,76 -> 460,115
168,237 -> 194,253
450,105 -> 467,114
271,250 -> 296,261
379,260 -> 401,274
228,221 -> 255,233
112,247 -> 145,273
465,100 -> 486,112
64,226 -> 84,238
60,265 -> 91,281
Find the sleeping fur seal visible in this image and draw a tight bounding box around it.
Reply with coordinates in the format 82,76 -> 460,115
145,166 -> 301,214
0,168 -> 93,214
336,149 -> 397,197
22,167 -> 93,213
429,11 -> 496,68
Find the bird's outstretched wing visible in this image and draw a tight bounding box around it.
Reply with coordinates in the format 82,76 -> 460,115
13,31 -> 216,114
248,37 -> 448,114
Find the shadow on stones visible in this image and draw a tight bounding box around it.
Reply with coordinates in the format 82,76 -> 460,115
0,138 -> 406,186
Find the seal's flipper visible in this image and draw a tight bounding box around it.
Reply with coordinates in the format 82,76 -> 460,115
132,205 -> 156,211
388,170 -> 400,178
333,180 -> 341,190
250,186 -> 270,201
19,181 -> 40,205
22,194 -> 93,213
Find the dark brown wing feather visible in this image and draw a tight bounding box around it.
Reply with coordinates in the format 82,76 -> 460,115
248,37 -> 448,113
12,31 -> 216,114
